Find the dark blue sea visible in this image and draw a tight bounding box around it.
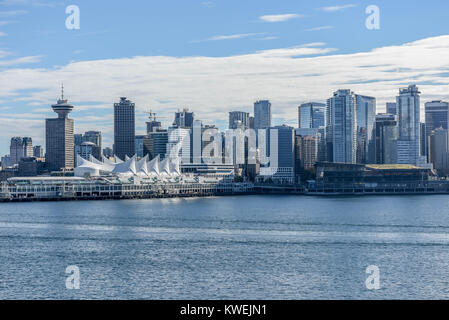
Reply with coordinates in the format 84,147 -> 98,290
1,195 -> 449,299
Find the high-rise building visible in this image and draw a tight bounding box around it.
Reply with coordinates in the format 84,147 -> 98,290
249,116 -> 255,130
429,128 -> 449,176
114,97 -> 135,161
76,142 -> 98,165
22,138 -> 33,158
229,111 -> 250,130
298,102 -> 326,129
84,131 -> 102,151
192,120 -> 219,164
75,131 -> 102,161
355,95 -> 376,163
33,145 -> 44,158
375,114 -> 398,164
261,125 -> 295,184
166,126 -> 191,163
425,100 -> 449,161
135,135 -> 145,158
420,122 -> 427,158
326,90 -> 357,164
10,137 -> 23,165
143,129 -> 168,160
10,137 -> 33,165
174,108 -> 194,128
386,102 -> 397,115
425,100 -> 449,132
295,129 -> 319,173
146,120 -> 162,134
254,100 -> 271,131
45,88 -> 75,171
74,134 -> 83,146
396,85 -> 426,166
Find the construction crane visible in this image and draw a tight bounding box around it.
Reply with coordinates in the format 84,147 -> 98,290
144,109 -> 167,122
144,109 -> 169,134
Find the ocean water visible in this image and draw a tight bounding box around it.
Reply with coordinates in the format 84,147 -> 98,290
1,195 -> 449,300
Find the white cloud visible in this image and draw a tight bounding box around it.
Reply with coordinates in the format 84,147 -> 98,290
259,13 -> 303,22
253,36 -> 278,41
319,4 -> 357,12
192,33 -> 265,42
0,10 -> 27,17
0,0 -> 62,7
306,26 -> 335,32
0,55 -> 41,66
0,36 -> 449,152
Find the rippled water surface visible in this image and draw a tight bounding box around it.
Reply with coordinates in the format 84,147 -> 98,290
1,195 -> 449,299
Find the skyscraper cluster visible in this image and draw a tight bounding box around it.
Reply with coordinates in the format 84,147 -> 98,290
2,83 -> 449,183
293,85 -> 449,178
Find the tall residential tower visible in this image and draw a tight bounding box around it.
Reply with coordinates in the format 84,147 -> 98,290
45,87 -> 75,171
298,102 -> 326,129
254,100 -> 272,131
396,85 -> 427,166
114,97 -> 136,161
326,90 -> 357,164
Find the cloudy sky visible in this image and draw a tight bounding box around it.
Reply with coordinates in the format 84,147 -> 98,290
0,0 -> 448,155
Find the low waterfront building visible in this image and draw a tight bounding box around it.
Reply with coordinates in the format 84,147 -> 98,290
310,162 -> 438,194
181,163 -> 235,180
0,173 -> 253,202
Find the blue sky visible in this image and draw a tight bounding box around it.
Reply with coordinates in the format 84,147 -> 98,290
7,0 -> 449,63
0,0 -> 449,155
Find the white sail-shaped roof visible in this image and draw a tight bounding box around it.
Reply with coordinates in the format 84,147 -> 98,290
89,155 -> 102,164
112,155 -> 137,175
75,154 -> 184,179
147,156 -> 160,176
90,155 -> 115,171
76,154 -> 89,167
159,158 -> 171,176
125,155 -> 130,161
136,155 -> 149,176
75,155 -> 101,177
169,157 -> 181,176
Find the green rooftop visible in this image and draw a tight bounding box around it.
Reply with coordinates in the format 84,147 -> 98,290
365,164 -> 421,170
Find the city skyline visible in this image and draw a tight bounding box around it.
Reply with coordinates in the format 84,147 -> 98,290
1,83 -> 448,159
0,1 -> 449,155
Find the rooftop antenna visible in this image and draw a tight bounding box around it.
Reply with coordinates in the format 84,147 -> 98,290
61,83 -> 65,100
